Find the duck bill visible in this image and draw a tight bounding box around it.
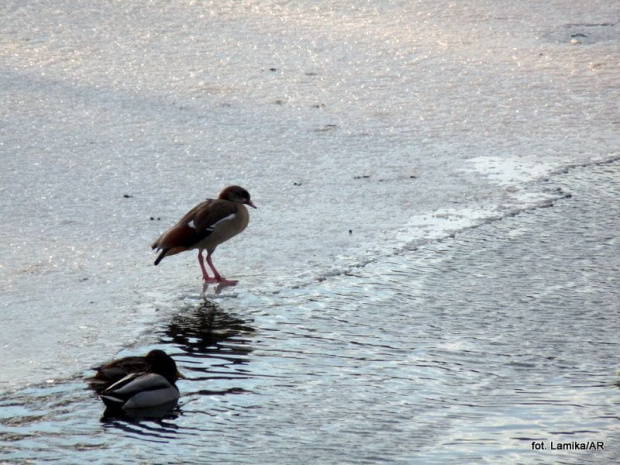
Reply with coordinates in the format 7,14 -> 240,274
176,370 -> 187,380
247,200 -> 257,209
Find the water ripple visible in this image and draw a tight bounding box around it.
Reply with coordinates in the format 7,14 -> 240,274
1,164 -> 619,463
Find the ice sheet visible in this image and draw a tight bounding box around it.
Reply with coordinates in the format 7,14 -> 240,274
1,0 -> 619,389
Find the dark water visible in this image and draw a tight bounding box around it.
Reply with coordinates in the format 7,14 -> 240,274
1,162 -> 619,464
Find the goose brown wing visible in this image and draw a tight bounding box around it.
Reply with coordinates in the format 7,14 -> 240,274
154,199 -> 239,250
191,199 -> 239,234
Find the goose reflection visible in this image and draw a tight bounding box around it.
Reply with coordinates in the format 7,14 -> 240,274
163,300 -> 254,352
201,280 -> 237,296
161,299 -> 255,395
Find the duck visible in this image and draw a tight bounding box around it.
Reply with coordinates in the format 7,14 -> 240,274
99,350 -> 183,411
87,349 -> 185,393
152,185 -> 256,284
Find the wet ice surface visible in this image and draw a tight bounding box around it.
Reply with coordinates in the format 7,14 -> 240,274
1,162 -> 619,464
1,0 -> 620,462
2,0 -> 619,389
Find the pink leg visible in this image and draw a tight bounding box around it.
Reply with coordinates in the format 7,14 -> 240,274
206,252 -> 238,285
198,250 -> 218,283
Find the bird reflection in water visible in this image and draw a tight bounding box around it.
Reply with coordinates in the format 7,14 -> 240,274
161,299 -> 255,397
89,299 -> 254,424
201,280 -> 237,297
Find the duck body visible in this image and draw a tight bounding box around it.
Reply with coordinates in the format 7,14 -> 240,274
87,349 -> 184,393
97,349 -> 182,412
152,185 -> 256,284
101,372 -> 180,410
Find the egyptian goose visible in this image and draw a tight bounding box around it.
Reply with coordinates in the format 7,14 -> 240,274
87,349 -> 185,393
100,350 -> 182,411
151,185 -> 256,284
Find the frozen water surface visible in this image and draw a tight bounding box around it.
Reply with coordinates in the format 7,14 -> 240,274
0,0 -> 619,462
1,157 -> 618,464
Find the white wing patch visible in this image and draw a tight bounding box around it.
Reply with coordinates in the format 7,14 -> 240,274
212,213 -> 236,226
189,213 -> 235,233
